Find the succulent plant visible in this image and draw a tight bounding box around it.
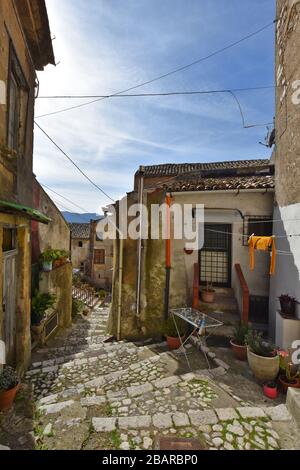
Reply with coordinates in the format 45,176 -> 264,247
246,330 -> 276,358
0,366 -> 19,391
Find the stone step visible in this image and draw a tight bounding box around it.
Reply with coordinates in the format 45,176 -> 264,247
286,388 -> 300,426
33,349 -> 179,403
33,337 -> 114,361
27,344 -> 161,400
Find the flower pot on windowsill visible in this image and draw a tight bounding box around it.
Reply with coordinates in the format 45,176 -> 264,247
202,289 -> 215,303
230,340 -> 247,361
0,383 -> 21,411
279,296 -> 297,317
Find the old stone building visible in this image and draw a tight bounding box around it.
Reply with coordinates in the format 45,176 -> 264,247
87,218 -> 113,290
109,160 -> 275,341
69,222 -> 90,271
0,0 -> 54,371
269,0 -> 300,342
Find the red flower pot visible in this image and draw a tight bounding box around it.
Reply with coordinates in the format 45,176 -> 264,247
202,290 -> 215,303
263,383 -> 278,399
0,383 -> 20,411
166,336 -> 184,350
230,340 -> 247,361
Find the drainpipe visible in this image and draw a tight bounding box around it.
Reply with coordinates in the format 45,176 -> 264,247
164,193 -> 172,320
117,236 -> 124,341
136,166 -> 145,317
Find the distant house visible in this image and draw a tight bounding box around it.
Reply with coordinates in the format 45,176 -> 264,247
110,159 -> 275,341
87,219 -> 113,290
69,222 -> 90,271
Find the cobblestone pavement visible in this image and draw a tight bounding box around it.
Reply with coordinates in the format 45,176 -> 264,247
1,304 -> 299,451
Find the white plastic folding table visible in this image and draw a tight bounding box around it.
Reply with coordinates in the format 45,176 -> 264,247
170,307 -> 223,370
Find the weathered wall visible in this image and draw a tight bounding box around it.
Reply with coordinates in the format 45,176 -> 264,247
39,262 -> 72,330
0,0 -> 35,206
32,180 -> 70,263
71,238 -> 89,270
275,0 -> 300,206
88,219 -> 113,289
171,191 -> 274,308
269,1 -> 300,341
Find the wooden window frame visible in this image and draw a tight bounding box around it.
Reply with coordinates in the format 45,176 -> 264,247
94,249 -> 105,265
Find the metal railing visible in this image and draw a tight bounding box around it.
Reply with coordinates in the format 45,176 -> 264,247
72,283 -> 99,308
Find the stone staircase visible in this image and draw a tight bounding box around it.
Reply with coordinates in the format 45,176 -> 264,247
18,303 -> 299,451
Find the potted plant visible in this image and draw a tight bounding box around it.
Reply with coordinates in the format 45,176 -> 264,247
202,282 -> 215,303
31,290 -> 56,335
278,294 -> 297,317
39,249 -> 56,271
164,317 -> 187,350
278,361 -> 300,394
230,323 -> 249,361
263,381 -> 278,399
59,250 -> 69,264
246,331 -> 279,382
0,366 -> 20,411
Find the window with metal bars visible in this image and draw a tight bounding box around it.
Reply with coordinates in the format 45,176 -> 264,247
243,216 -> 273,246
94,249 -> 105,265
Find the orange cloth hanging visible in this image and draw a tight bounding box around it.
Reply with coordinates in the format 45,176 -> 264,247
248,235 -> 276,275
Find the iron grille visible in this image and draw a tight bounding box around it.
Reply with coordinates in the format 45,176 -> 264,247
45,311 -> 58,339
249,295 -> 269,324
199,224 -> 231,287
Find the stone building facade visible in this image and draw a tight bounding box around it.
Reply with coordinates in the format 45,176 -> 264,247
269,0 -> 300,339
0,0 -> 54,371
69,222 -> 90,271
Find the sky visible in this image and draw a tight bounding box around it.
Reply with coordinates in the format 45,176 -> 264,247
34,0 -> 276,214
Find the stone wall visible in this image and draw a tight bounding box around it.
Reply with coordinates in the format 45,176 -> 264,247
39,262 -> 72,330
71,238 -> 89,270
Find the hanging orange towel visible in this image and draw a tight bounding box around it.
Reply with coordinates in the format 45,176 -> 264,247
248,235 -> 276,275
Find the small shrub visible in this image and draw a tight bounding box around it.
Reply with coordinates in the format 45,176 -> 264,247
246,330 -> 276,358
232,323 -> 249,346
72,298 -> 84,317
0,366 -> 19,391
31,290 -> 56,325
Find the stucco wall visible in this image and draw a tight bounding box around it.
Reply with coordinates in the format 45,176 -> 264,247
171,191 -> 274,308
275,0 -> 300,206
39,262 -> 72,330
32,180 -> 70,262
0,0 -> 36,206
89,219 -> 113,289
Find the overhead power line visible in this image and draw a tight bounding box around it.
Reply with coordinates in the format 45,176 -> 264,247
37,85 -> 276,99
36,20 -> 276,119
41,183 -> 90,213
34,121 -> 115,203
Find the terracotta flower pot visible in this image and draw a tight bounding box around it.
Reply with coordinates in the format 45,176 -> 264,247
278,375 -> 300,394
230,340 -> 247,361
263,383 -> 278,399
202,290 -> 215,303
166,335 -> 184,350
0,383 -> 20,411
247,348 -> 280,383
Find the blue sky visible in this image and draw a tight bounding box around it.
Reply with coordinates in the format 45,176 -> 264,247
34,0 -> 276,213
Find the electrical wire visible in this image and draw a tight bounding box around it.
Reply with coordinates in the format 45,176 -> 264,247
37,85 -> 276,99
41,183 -> 90,213
35,20 -> 276,119
34,121 -> 115,203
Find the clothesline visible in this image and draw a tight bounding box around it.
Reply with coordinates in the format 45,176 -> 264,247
205,227 -> 300,239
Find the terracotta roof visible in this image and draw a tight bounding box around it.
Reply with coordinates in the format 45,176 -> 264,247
138,159 -> 272,177
161,174 -> 275,192
69,223 -> 90,239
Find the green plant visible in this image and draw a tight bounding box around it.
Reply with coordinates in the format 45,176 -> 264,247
98,289 -> 106,299
204,281 -> 215,292
282,361 -> 299,383
72,298 -> 84,317
39,249 -> 57,263
246,330 -> 276,358
232,323 -> 249,346
31,290 -> 56,325
0,366 -> 19,391
163,316 -> 187,338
